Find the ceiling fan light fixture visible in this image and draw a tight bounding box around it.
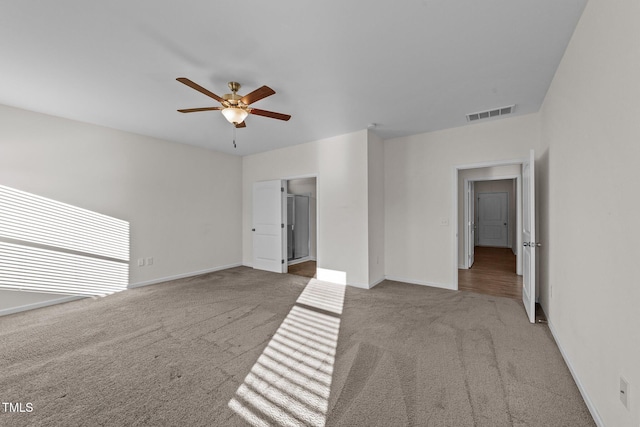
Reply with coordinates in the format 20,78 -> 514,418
221,107 -> 248,124
176,78 -> 290,128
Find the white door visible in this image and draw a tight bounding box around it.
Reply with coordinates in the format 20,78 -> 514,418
252,180 -> 287,273
478,192 -> 508,247
522,150 -> 536,323
467,181 -> 475,267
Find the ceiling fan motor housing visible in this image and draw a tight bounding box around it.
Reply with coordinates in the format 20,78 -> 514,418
224,82 -> 243,106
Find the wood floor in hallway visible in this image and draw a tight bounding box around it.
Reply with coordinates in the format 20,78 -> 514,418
458,246 -> 522,299
287,260 -> 316,278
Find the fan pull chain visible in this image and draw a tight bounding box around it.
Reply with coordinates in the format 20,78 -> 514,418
232,125 -> 237,148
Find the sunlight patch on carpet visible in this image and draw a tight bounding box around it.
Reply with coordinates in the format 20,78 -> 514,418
295,280 -> 345,315
229,279 -> 345,426
0,185 -> 129,296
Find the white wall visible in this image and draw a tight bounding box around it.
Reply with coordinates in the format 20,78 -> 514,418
457,165 -> 521,267
243,130 -> 373,287
384,113 -> 540,289
367,130 -> 385,286
0,104 -> 243,312
539,0 -> 640,425
287,177 -> 317,260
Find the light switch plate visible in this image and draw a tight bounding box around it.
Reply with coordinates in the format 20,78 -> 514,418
620,377 -> 629,409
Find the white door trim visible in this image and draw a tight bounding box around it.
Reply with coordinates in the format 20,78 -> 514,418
462,175 -> 521,271
452,158 -> 527,291
463,179 -> 475,269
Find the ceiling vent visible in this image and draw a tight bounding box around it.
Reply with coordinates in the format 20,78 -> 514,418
466,105 -> 515,122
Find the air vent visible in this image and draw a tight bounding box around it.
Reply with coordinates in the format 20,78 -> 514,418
466,105 -> 515,122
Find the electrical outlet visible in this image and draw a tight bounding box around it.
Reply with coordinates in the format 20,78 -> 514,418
440,218 -> 449,226
146,257 -> 153,266
620,377 -> 629,409
137,258 -> 145,267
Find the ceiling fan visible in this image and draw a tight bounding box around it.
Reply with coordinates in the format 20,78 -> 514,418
176,77 -> 291,129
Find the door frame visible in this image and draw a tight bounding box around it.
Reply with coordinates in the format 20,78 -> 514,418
287,193 -> 312,265
463,175 -> 521,269
464,180 -> 475,269
453,159 -> 526,290
283,174 -> 318,269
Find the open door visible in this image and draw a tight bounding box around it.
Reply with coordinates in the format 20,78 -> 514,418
522,149 -> 536,323
252,180 -> 287,273
467,181 -> 475,268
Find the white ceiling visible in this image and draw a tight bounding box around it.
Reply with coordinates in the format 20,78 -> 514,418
0,1 -> 587,156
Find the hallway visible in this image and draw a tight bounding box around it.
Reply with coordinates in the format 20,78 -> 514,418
287,260 -> 317,279
458,246 -> 522,299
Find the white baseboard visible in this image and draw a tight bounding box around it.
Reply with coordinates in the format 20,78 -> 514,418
384,275 -> 454,291
1,263 -> 244,317
347,276 -> 386,290
547,321 -> 604,427
128,263 -> 243,289
0,295 -> 85,317
347,282 -> 370,289
458,263 -> 466,269
368,276 -> 386,289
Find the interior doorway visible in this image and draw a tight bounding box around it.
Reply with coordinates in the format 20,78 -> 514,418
286,177 -> 317,279
287,195 -> 310,261
456,165 -> 523,300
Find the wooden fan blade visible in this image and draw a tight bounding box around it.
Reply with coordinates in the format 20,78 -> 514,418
249,108 -> 291,121
235,121 -> 246,128
240,86 -> 275,105
177,107 -> 223,113
176,77 -> 225,103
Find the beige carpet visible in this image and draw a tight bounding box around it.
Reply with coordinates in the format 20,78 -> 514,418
0,267 -> 593,426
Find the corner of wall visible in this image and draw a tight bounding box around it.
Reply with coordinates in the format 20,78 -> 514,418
367,131 -> 385,286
